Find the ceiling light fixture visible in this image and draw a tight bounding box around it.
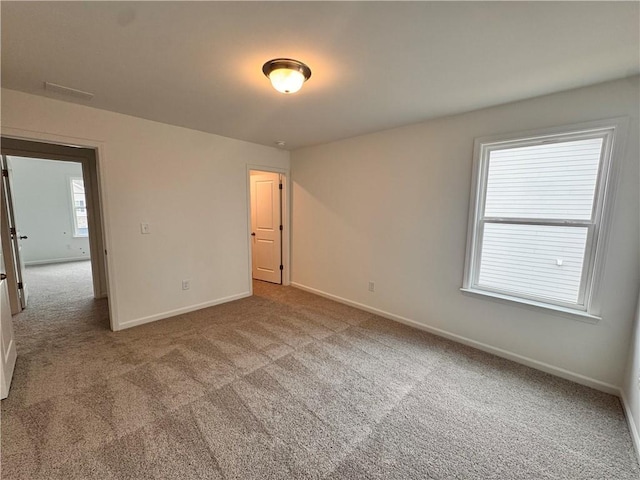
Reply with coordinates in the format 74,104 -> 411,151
262,58 -> 311,94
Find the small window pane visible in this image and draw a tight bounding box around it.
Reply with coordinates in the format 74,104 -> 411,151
71,179 -> 85,194
477,223 -> 588,304
484,138 -> 602,220
76,209 -> 88,229
71,178 -> 88,237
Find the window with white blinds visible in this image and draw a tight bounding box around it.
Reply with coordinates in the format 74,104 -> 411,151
463,121 -> 621,316
70,177 -> 88,237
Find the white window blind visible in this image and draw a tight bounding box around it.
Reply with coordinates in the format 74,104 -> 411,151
484,139 -> 602,220
477,224 -> 588,304
463,120 -> 621,316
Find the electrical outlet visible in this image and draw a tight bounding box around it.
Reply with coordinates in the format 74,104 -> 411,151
140,223 -> 151,234
368,281 -> 375,292
182,280 -> 190,290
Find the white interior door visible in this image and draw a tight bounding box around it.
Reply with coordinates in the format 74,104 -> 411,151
1,156 -> 27,309
250,172 -> 282,284
1,228 -> 18,399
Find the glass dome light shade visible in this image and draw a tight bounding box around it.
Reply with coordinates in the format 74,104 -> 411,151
262,58 -> 312,94
268,68 -> 306,94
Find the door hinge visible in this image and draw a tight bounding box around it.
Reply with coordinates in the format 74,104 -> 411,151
2,169 -> 8,177
279,265 -> 283,271
17,282 -> 23,289
279,183 -> 283,190
279,225 -> 283,231
10,227 -> 16,236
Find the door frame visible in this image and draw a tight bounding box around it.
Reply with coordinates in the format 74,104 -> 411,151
1,127 -> 117,331
246,165 -> 290,291
1,139 -> 107,299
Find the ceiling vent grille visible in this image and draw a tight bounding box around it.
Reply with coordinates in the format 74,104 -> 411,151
44,82 -> 94,100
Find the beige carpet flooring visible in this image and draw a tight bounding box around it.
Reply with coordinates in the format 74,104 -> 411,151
1,261 -> 638,479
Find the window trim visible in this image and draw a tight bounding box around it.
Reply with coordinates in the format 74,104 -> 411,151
69,176 -> 88,238
462,118 -> 628,319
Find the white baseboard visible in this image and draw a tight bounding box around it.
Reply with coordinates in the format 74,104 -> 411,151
620,389 -> 640,463
25,256 -> 90,266
116,291 -> 251,331
291,282 -> 620,396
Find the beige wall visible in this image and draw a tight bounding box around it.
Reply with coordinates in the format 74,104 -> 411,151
1,88 -> 290,330
291,76 -> 640,390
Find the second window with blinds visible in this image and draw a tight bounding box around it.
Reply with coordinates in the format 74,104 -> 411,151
70,177 -> 89,238
462,119 -> 625,319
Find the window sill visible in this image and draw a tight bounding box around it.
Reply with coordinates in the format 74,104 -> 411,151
72,234 -> 88,239
459,288 -> 601,324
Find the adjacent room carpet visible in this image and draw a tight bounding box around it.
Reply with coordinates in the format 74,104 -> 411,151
1,261 -> 638,479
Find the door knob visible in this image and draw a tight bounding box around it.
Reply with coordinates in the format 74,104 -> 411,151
0,273 -> 6,281
19,235 -> 28,240
251,232 -> 256,236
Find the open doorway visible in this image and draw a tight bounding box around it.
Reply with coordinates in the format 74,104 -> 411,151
248,168 -> 289,286
1,138 -> 108,314
6,155 -> 94,305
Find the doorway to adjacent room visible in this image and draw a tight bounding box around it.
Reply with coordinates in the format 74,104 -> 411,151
248,168 -> 289,286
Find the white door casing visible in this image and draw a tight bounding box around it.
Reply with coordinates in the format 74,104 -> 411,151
250,172 -> 282,284
0,214 -> 17,399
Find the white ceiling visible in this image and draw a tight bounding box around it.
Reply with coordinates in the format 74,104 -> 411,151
2,2 -> 638,150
